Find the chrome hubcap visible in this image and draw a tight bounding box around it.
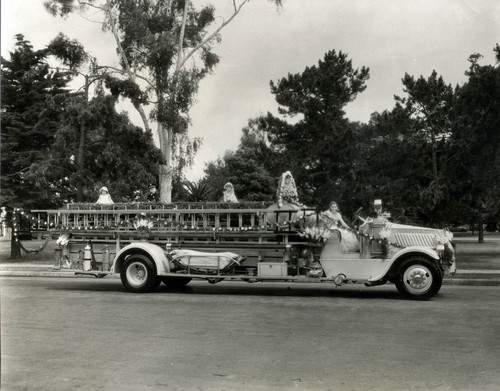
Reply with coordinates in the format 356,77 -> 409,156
403,264 -> 432,294
126,261 -> 148,287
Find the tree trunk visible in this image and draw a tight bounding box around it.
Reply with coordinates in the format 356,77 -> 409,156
159,164 -> 172,203
478,218 -> 484,243
10,235 -> 21,259
76,122 -> 86,202
431,132 -> 439,182
158,123 -> 173,203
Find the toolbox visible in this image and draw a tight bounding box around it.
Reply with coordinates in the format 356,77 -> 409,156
257,262 -> 288,277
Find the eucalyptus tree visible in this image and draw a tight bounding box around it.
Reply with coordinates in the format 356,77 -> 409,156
45,0 -> 282,203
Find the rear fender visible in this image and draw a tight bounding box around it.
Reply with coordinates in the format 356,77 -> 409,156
112,242 -> 170,275
368,246 -> 440,282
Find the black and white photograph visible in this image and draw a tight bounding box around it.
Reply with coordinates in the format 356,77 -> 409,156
1,1 -> 500,390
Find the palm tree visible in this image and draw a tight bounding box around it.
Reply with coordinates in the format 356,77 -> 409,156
182,180 -> 214,202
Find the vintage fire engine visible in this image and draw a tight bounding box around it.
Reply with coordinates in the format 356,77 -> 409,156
31,197 -> 456,300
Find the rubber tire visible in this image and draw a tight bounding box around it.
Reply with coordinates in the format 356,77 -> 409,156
160,276 -> 192,288
395,256 -> 443,300
120,254 -> 160,293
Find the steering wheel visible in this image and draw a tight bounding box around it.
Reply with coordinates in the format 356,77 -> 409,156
351,207 -> 364,226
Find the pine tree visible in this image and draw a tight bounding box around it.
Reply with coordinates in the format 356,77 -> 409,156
1,34 -> 71,209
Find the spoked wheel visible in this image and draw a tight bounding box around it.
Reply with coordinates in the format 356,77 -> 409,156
120,254 -> 160,293
395,256 -> 443,300
160,276 -> 192,288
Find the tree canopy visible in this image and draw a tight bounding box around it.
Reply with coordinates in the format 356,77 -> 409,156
1,35 -> 72,208
44,0 -> 283,203
204,119 -> 278,202
260,50 -> 370,208
1,36 -> 162,208
203,45 -> 500,233
445,46 -> 500,233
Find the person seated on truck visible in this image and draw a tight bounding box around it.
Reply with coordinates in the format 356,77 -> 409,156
268,171 -> 316,227
95,187 -> 114,205
145,184 -> 159,202
276,171 -> 300,207
222,182 -> 238,202
321,201 -> 359,253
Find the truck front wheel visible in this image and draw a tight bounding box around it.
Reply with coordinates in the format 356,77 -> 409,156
120,254 -> 160,293
395,256 -> 443,300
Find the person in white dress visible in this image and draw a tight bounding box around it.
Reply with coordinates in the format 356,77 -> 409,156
276,171 -> 300,207
321,201 -> 359,252
95,187 -> 114,205
222,182 -> 238,202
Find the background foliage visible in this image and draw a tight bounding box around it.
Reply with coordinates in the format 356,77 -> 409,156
1,34 -> 499,231
1,35 -> 162,208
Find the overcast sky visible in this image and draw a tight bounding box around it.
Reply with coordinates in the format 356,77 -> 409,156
2,0 -> 499,180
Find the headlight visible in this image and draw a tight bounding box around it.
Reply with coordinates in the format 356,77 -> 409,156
436,244 -> 445,257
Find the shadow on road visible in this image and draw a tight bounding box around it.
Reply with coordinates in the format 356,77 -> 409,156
43,279 -> 416,300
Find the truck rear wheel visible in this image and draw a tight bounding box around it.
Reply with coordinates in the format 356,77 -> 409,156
120,254 -> 160,293
395,256 -> 443,300
160,276 -> 192,288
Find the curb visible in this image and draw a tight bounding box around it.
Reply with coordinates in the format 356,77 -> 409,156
442,278 -> 500,287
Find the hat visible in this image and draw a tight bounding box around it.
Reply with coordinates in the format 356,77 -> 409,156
148,184 -> 156,189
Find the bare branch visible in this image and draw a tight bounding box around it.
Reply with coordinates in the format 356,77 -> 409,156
175,0 -> 189,73
177,0 -> 250,71
78,1 -> 106,12
104,0 -> 151,133
97,65 -> 156,89
6,167 -> 30,177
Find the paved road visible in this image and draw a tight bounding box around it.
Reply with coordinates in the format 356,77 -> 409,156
1,277 -> 500,391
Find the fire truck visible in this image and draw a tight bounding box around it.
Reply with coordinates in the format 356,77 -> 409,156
31,199 -> 456,300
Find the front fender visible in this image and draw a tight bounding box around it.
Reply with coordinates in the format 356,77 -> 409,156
111,242 -> 170,275
368,246 -> 440,282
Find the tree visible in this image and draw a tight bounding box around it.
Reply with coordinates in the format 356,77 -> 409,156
1,35 -> 75,258
394,71 -> 455,213
48,33 -> 105,202
447,46 -> 500,241
261,49 -> 370,208
1,35 -> 73,209
2,35 -> 163,209
358,107 -> 430,223
45,0 -> 283,203
46,33 -> 155,202
28,94 -> 163,204
204,119 -> 278,201
181,180 -> 214,202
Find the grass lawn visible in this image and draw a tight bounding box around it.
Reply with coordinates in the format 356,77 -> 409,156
453,234 -> 500,270
0,237 -> 58,264
1,233 -> 499,270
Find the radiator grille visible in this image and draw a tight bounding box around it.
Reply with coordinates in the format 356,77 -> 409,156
393,233 -> 437,247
